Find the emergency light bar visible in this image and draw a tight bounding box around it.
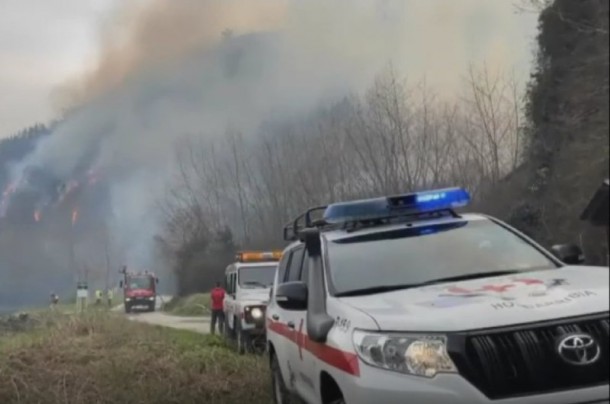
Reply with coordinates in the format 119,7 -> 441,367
323,187 -> 470,225
236,251 -> 283,263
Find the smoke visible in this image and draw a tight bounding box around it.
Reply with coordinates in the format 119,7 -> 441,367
1,0 -> 536,303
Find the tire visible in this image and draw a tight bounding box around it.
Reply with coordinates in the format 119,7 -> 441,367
250,333 -> 267,355
125,304 -> 131,314
149,303 -> 155,312
271,354 -> 292,404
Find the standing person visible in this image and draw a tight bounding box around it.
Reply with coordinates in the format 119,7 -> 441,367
50,293 -> 59,309
106,289 -> 114,308
210,282 -> 226,335
95,289 -> 102,305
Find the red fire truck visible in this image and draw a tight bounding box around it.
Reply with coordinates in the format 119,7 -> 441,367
119,266 -> 159,313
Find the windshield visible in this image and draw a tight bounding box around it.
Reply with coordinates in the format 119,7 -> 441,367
127,277 -> 153,290
327,220 -> 557,295
238,265 -> 277,288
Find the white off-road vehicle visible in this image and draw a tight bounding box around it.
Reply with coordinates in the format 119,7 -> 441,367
266,187 -> 609,404
224,250 -> 281,354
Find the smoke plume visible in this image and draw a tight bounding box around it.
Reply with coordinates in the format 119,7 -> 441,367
0,0 -> 535,306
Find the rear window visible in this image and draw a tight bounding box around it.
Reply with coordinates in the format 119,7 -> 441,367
326,220 -> 557,295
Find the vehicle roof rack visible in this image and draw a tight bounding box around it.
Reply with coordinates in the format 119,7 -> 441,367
283,206 -> 328,241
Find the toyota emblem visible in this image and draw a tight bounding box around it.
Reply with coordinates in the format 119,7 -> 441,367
556,333 -> 601,366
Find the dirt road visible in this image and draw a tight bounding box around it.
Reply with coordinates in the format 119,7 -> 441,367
126,311 -> 212,334
118,296 -> 212,334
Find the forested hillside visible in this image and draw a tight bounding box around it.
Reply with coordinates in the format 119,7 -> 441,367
501,0 -> 609,264
0,125 -> 51,189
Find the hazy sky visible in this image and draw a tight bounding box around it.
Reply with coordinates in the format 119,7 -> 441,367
0,0 -> 120,137
0,0 -> 539,139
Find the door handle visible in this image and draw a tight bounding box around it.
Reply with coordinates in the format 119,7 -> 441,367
287,321 -> 295,329
272,314 -> 280,321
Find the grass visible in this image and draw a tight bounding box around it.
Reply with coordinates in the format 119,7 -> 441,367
0,311 -> 271,404
163,293 -> 211,316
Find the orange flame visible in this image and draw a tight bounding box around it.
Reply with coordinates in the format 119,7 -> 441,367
34,210 -> 42,222
72,209 -> 79,226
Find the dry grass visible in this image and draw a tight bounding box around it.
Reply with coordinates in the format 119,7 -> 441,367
0,312 -> 271,404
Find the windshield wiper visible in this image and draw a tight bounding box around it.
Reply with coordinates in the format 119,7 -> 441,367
335,284 -> 418,297
335,270 -> 526,298
415,270 -> 525,287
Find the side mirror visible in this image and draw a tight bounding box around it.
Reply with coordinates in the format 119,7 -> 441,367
300,227 -> 321,257
275,281 -> 308,311
551,244 -> 585,265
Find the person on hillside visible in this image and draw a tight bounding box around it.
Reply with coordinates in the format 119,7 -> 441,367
95,289 -> 102,305
210,282 -> 226,335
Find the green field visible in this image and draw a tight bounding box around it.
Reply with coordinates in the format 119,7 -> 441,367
0,311 -> 271,404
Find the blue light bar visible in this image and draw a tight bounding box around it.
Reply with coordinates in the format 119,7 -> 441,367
323,187 -> 470,225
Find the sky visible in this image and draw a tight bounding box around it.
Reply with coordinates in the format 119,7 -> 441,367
0,0 -> 121,138
0,0 -> 540,139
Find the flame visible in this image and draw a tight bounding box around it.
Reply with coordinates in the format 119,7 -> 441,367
71,209 -> 79,226
34,210 -> 42,222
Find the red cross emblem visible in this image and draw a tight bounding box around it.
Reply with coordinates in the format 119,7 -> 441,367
480,284 -> 515,293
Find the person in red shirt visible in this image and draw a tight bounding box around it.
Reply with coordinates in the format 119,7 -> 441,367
210,282 -> 226,335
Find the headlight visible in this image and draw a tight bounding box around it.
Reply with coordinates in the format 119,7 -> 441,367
125,298 -> 131,302
149,297 -> 155,301
250,307 -> 263,319
352,330 -> 457,378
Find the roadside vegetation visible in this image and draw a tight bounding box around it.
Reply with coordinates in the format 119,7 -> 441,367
0,311 -> 271,404
163,293 -> 211,316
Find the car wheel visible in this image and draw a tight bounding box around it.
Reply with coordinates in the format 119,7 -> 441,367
271,354 -> 292,404
125,304 -> 131,314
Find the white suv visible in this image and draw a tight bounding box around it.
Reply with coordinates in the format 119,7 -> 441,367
224,251 -> 282,354
266,187 -> 609,404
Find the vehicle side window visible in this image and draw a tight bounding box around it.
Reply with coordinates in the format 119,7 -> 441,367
230,273 -> 236,295
300,250 -> 309,286
277,253 -> 291,285
286,246 -> 305,282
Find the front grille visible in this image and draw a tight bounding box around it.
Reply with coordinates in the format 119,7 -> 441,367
449,314 -> 610,400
